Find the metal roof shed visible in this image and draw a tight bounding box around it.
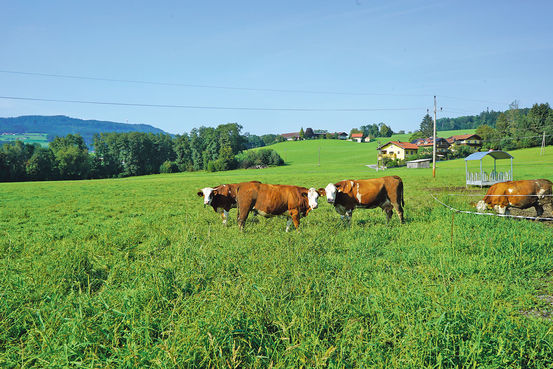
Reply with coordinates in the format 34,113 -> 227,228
465,150 -> 513,187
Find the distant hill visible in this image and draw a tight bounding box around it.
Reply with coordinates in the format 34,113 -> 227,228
0,115 -> 168,147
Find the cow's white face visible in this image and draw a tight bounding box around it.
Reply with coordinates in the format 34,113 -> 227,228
325,183 -> 337,204
476,200 -> 488,212
307,188 -> 320,209
201,187 -> 215,205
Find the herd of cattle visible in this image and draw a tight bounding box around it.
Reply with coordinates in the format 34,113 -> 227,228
197,176 -> 553,231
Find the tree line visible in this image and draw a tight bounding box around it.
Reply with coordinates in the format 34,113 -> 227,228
475,102 -> 553,150
0,123 -> 284,182
350,123 -> 395,138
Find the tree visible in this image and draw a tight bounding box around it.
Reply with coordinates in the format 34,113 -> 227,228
419,114 -> 433,138
26,147 -> 56,180
378,123 -> 393,137
409,130 -> 424,141
304,128 -> 315,139
299,127 -> 305,140
173,134 -> 192,171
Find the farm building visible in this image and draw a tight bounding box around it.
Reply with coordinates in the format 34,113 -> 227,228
411,137 -> 450,156
465,150 -> 513,187
281,132 -> 300,141
406,158 -> 431,168
378,141 -> 419,160
447,134 -> 483,150
351,133 -> 363,143
336,132 -> 348,140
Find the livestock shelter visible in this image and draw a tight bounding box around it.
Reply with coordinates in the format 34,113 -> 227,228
465,150 -> 513,187
406,158 -> 431,168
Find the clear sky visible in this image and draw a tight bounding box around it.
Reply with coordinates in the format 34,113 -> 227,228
1,0 -> 552,135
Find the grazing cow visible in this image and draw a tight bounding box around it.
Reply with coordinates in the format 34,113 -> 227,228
476,179 -> 553,217
197,181 -> 261,225
235,182 -> 321,231
320,176 -> 405,224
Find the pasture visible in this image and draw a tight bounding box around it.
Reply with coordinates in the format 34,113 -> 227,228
0,133 -> 49,147
1,139 -> 553,368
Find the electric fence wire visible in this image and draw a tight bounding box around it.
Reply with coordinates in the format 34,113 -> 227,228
430,193 -> 553,221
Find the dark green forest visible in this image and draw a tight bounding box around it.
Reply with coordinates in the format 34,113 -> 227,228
436,107 -> 531,130
0,123 -> 284,182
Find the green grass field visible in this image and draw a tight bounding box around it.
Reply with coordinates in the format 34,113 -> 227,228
0,133 -> 49,147
2,137 -> 553,368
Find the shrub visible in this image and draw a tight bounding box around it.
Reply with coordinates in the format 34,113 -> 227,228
236,149 -> 285,169
160,160 -> 179,173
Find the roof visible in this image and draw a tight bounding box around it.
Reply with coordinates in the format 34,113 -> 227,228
281,132 -> 299,138
351,133 -> 363,138
448,134 -> 481,141
407,158 -> 432,163
413,137 -> 449,147
464,150 -> 513,161
386,141 -> 419,150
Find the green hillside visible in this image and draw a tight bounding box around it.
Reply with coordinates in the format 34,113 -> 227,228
267,129 -> 475,171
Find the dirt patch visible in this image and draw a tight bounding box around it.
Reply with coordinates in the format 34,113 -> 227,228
426,186 -> 484,194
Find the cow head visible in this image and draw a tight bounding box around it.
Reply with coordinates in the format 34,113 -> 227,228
475,200 -> 488,212
324,183 -> 337,204
307,188 -> 320,209
197,187 -> 215,206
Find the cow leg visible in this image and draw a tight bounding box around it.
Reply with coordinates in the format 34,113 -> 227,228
237,201 -> 254,230
343,209 -> 353,226
384,207 -> 393,224
285,217 -> 293,232
222,210 -> 229,225
392,201 -> 405,224
288,209 -> 301,231
535,204 -> 544,218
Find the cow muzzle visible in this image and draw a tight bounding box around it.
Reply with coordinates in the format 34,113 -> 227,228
327,199 -> 334,204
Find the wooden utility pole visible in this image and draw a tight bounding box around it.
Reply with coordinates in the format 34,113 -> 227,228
432,95 -> 437,178
318,146 -> 321,166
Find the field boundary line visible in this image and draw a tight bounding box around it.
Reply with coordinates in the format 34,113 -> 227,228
429,193 -> 553,221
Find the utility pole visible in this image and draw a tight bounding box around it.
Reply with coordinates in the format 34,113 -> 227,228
318,146 -> 321,166
540,131 -> 546,156
432,95 -> 437,178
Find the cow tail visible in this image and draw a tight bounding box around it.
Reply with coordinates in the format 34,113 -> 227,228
397,178 -> 404,207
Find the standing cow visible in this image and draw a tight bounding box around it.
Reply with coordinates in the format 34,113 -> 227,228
320,176 -> 405,224
197,181 -> 261,225
476,179 -> 552,217
235,182 -> 321,231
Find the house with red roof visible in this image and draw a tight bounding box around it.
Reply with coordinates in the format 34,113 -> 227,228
281,132 -> 300,141
446,134 -> 482,149
351,133 -> 364,143
377,141 -> 419,160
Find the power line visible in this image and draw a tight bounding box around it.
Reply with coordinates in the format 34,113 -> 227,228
0,95 -> 426,112
0,69 -> 431,98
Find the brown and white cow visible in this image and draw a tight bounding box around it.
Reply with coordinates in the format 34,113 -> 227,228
476,179 -> 552,217
197,181 -> 261,225
320,176 -> 405,224
235,182 -> 321,231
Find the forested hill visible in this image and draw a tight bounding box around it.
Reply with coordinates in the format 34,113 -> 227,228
0,115 -> 167,145
436,108 -> 530,130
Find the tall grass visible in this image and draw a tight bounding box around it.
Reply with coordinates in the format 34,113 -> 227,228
1,142 -> 553,367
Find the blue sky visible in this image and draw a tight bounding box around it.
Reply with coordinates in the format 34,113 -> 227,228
1,0 -> 552,135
